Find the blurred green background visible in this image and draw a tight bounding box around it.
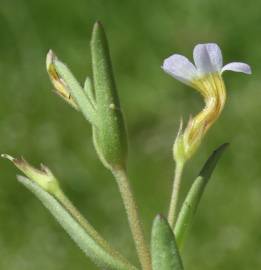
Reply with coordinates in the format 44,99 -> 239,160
0,0 -> 260,269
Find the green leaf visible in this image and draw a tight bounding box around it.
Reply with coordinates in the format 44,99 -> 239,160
174,143 -> 229,249
17,175 -> 138,270
151,215 -> 184,270
91,21 -> 128,170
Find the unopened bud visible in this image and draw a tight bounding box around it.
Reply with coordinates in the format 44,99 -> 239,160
46,50 -> 79,110
2,154 -> 60,195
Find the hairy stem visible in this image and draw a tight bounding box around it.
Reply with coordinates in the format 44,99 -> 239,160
112,168 -> 151,270
54,190 -> 137,269
168,162 -> 185,228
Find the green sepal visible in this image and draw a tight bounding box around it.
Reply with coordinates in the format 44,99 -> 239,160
91,21 -> 128,170
151,215 -> 184,270
175,143 -> 229,249
17,175 -> 138,270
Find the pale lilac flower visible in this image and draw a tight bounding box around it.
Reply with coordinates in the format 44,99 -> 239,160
163,43 -> 251,87
162,43 -> 251,162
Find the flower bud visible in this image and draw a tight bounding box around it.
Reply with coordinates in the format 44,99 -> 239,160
2,154 -> 60,195
46,50 -> 79,110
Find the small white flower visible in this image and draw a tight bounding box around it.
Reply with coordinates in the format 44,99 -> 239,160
162,43 -> 251,163
162,43 -> 251,87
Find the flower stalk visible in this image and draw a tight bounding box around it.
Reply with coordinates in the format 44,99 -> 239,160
167,161 -> 185,228
174,143 -> 229,249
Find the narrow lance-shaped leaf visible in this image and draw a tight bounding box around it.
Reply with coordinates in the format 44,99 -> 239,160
91,21 -> 128,170
2,155 -> 138,270
151,215 -> 184,270
174,143 -> 229,248
17,176 -> 138,270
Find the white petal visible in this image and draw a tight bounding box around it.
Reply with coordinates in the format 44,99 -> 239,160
193,43 -> 223,75
206,43 -> 223,70
221,62 -> 252,74
162,54 -> 197,84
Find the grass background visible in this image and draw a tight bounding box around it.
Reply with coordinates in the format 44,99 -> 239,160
0,0 -> 260,269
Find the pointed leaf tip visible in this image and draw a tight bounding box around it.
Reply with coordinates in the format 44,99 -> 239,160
199,142 -> 229,179
155,213 -> 164,220
91,21 -> 105,41
1,153 -> 15,161
151,215 -> 184,270
94,20 -> 103,28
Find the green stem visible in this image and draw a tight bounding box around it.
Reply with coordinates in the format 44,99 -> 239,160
54,189 -> 137,269
168,161 -> 185,228
112,168 -> 151,270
